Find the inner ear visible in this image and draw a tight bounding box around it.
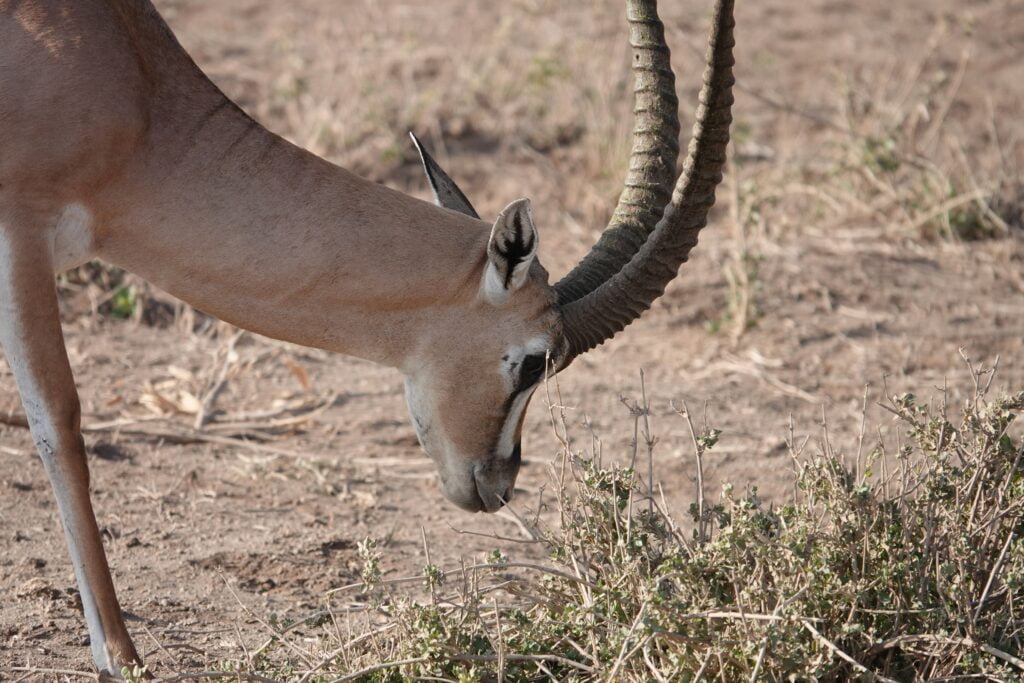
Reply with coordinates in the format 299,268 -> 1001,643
483,198 -> 538,304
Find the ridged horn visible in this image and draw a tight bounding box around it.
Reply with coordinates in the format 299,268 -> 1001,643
553,0 -> 680,306
560,0 -> 735,361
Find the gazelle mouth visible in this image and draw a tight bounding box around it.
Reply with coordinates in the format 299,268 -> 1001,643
438,472 -> 485,513
472,478 -> 506,514
433,455 -> 520,513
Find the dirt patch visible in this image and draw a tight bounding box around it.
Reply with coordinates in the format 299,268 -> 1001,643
190,539 -> 357,594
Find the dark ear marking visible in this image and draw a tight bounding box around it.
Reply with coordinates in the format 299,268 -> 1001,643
409,132 -> 480,219
495,212 -> 535,287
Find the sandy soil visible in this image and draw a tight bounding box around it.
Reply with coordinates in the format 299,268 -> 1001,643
2,0 -> 1022,676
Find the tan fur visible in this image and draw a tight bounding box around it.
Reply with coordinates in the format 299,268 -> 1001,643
1,0 -> 563,675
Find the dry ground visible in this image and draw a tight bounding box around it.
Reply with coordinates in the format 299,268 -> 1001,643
2,0 -> 1023,676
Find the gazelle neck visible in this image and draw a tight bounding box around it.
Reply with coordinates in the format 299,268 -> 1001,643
93,88 -> 490,368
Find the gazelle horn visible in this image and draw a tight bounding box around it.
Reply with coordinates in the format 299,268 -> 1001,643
559,0 -> 735,362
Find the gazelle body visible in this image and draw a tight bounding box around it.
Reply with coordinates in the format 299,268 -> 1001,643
0,0 -> 734,676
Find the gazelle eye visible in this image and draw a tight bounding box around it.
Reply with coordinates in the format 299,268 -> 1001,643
518,353 -> 547,389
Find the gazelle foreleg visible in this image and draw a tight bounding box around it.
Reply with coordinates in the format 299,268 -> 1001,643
0,218 -> 142,677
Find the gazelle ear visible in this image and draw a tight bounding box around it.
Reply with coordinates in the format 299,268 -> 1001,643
483,198 -> 538,305
409,132 -> 480,219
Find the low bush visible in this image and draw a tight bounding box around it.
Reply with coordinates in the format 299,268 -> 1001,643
213,361 -> 1023,682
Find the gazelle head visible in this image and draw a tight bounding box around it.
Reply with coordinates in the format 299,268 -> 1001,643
404,0 -> 735,513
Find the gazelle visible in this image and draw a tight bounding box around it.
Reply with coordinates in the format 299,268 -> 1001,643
0,0 -> 734,676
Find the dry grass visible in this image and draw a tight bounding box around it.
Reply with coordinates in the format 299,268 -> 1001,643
729,44 -> 1022,243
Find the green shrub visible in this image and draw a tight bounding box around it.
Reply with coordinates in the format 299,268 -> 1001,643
221,364 -> 1023,681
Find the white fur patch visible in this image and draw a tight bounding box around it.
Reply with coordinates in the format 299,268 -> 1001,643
496,386 -> 535,457
482,261 -> 511,305
482,257 -> 535,305
52,203 -> 94,272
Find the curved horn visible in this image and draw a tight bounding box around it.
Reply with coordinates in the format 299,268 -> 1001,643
560,0 -> 735,360
554,0 -> 680,306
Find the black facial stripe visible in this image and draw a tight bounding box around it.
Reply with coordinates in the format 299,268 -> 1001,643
510,442 -> 522,466
499,355 -> 545,415
492,354 -> 549,457
517,354 -> 547,390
